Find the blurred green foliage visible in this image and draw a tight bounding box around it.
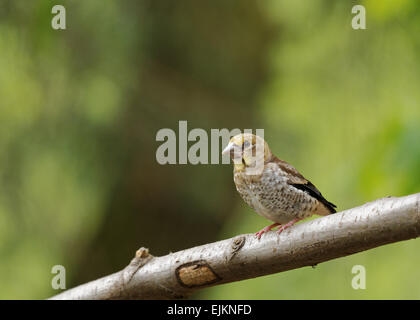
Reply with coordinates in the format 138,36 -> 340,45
0,0 -> 419,299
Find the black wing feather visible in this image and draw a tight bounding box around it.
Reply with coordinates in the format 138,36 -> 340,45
290,181 -> 337,213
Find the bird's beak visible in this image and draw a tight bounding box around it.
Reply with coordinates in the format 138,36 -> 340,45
222,141 -> 235,155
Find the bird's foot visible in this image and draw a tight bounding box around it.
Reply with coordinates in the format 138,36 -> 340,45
277,218 -> 302,234
255,223 -> 280,240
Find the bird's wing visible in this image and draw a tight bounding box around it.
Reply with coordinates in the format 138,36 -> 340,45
272,157 -> 337,213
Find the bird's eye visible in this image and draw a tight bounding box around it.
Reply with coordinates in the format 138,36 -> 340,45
243,141 -> 251,148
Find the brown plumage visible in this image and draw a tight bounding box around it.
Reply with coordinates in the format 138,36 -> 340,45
222,133 -> 337,239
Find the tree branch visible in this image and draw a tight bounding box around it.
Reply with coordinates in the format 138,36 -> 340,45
50,193 -> 420,300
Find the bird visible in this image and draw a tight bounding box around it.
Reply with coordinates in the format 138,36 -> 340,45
222,133 -> 336,239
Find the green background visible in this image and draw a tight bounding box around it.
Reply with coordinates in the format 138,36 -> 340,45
0,0 -> 419,299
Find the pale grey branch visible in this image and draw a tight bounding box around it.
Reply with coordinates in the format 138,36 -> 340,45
50,193 -> 420,300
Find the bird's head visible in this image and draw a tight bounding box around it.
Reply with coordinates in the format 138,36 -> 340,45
222,133 -> 272,172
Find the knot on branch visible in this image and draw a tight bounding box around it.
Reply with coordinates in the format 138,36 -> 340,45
228,235 -> 246,261
175,260 -> 221,288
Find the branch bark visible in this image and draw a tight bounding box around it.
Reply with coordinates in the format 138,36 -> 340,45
50,193 -> 420,300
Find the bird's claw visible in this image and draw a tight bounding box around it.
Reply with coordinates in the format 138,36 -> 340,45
254,230 -> 265,240
254,223 -> 281,240
276,218 -> 302,234
277,226 -> 286,234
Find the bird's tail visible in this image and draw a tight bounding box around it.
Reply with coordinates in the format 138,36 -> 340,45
315,199 -> 337,216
